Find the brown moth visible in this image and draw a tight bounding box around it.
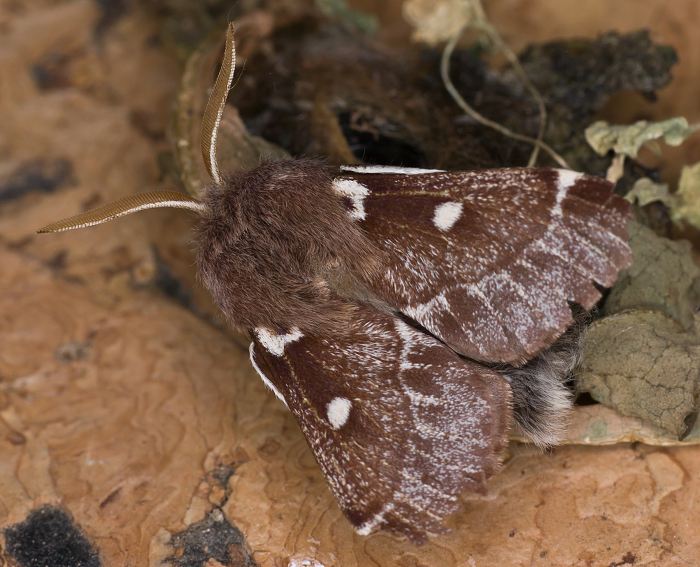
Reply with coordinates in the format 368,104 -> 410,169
39,24 -> 632,542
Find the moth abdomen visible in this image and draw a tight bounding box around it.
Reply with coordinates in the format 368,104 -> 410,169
195,159 -> 383,333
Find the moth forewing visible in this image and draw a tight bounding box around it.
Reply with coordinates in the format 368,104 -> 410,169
330,166 -> 632,365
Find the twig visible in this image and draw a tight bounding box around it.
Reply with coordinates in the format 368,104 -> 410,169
440,12 -> 570,168
470,1 -> 547,166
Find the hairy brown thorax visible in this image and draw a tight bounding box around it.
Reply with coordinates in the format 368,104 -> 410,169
196,159 -> 383,332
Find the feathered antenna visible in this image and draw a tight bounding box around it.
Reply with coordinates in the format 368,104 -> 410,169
200,22 -> 236,184
38,24 -> 239,234
37,192 -> 205,233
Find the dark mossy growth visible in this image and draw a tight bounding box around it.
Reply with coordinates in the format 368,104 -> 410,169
513,30 -> 678,173
167,509 -> 257,567
3,506 -> 101,567
226,15 -> 677,176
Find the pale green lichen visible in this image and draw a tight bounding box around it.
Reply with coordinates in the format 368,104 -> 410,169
625,163 -> 700,231
674,161 -> 700,229
585,117 -> 697,158
625,177 -> 673,207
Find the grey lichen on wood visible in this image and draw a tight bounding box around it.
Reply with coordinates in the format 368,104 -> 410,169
578,220 -> 700,436
604,220 -> 700,330
578,310 -> 700,438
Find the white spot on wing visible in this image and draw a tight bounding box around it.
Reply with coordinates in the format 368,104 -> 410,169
339,165 -> 443,175
249,343 -> 288,407
433,201 -> 463,231
326,397 -> 352,429
333,178 -> 370,220
553,169 -> 582,216
254,327 -> 303,356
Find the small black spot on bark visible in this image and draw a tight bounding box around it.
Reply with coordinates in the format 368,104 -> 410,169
681,411 -> 698,439
31,52 -> 73,90
94,0 -> 127,36
574,392 -> 599,406
3,506 -> 101,567
6,430 -> 26,445
46,250 -> 69,271
209,463 -> 236,488
167,509 -> 257,567
609,551 -> 637,566
152,246 -> 193,309
55,339 -> 92,362
0,159 -> 75,202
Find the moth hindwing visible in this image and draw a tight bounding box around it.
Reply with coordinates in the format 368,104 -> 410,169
250,302 -> 511,542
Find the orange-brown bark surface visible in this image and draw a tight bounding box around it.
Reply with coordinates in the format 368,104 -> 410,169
1,2 -> 699,565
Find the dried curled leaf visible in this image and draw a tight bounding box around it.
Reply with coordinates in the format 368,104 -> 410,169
578,310 -> 700,439
585,117 -> 696,158
403,0 -> 477,45
604,221 -> 700,330
545,404 -> 700,446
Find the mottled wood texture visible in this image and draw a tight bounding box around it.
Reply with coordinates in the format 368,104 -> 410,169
1,1 -> 699,565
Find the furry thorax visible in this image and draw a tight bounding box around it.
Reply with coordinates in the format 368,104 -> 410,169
196,159 -> 384,334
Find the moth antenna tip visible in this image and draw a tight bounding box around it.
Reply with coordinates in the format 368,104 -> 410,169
36,192 -> 206,234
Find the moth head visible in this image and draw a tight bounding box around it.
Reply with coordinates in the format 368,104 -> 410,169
38,23 -> 237,234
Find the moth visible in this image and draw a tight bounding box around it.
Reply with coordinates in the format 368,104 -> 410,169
40,24 -> 632,542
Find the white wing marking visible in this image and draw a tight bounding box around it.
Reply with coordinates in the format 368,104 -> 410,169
254,327 -> 303,356
249,342 -> 288,407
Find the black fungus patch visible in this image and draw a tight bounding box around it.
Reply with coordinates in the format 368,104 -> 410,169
3,506 -> 101,567
0,159 -> 75,203
167,509 -> 257,567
